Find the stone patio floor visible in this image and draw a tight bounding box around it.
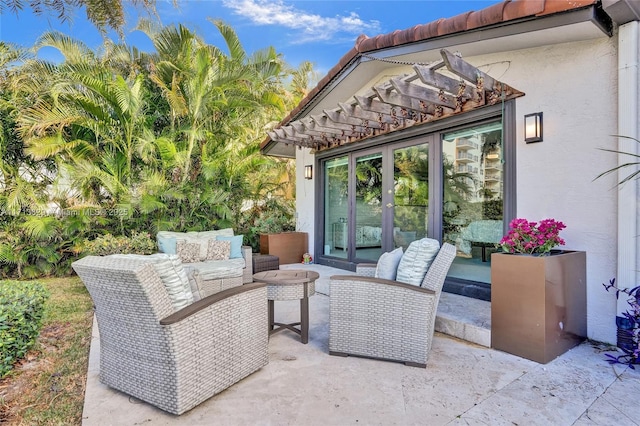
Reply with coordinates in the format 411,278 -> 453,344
82,264 -> 639,425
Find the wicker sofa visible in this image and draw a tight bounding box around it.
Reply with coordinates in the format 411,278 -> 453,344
329,242 -> 456,367
72,255 -> 268,415
157,229 -> 253,297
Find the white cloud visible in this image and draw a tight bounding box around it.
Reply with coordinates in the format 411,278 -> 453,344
221,0 -> 381,43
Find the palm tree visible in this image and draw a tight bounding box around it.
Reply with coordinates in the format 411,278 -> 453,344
142,20 -> 286,184
17,32 -> 152,214
140,20 -> 293,227
1,0 -> 158,34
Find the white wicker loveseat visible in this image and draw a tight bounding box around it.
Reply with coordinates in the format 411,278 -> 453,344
157,229 -> 253,297
72,255 -> 268,415
329,241 -> 456,368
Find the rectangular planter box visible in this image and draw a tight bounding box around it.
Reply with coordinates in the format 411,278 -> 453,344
259,232 -> 308,265
491,250 -> 587,364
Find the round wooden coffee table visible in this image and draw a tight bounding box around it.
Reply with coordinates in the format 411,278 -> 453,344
253,270 -> 319,344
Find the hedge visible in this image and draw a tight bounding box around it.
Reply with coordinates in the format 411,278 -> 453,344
0,280 -> 49,378
82,231 -> 156,256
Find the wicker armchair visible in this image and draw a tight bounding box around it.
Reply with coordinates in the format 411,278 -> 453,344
329,243 -> 456,368
72,256 -> 269,415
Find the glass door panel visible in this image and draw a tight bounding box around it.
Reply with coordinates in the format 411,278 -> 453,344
393,143 -> 429,250
354,152 -> 383,261
324,156 -> 349,259
442,121 -> 504,284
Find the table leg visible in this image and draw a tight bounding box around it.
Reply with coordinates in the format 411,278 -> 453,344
300,283 -> 309,344
268,300 -> 275,332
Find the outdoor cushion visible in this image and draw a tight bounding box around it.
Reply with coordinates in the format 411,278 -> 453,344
183,267 -> 203,302
216,235 -> 244,259
157,229 -> 235,261
108,253 -> 194,310
395,238 -> 441,286
207,239 -> 231,261
180,236 -> 210,261
183,258 -> 245,280
157,235 -> 177,254
374,247 -> 403,280
176,240 -> 201,263
198,228 -> 234,239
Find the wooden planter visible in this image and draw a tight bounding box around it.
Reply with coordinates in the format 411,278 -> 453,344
259,232 -> 309,265
490,250 -> 587,364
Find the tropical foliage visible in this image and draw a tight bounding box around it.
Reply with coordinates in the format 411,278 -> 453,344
0,280 -> 49,377
0,0 -> 158,34
603,278 -> 640,367
0,21 -> 313,278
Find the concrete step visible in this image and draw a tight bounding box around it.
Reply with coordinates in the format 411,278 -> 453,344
436,292 -> 491,347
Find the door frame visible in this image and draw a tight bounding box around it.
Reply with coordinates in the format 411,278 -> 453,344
314,102 -> 516,274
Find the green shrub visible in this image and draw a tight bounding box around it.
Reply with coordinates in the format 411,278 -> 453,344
0,280 -> 49,377
238,199 -> 296,252
482,199 -> 503,220
82,231 -> 156,256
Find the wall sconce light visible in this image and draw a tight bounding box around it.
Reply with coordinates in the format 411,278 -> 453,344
304,165 -> 313,180
524,112 -> 543,143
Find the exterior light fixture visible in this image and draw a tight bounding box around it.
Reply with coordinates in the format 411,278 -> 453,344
304,165 -> 313,180
524,112 -> 543,143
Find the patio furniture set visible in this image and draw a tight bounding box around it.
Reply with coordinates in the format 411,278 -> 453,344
72,229 -> 455,415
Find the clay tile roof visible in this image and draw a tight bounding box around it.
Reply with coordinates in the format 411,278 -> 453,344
538,0 -> 597,15
437,11 -> 474,35
467,1 -> 510,30
262,0 -> 599,150
503,0 -> 545,20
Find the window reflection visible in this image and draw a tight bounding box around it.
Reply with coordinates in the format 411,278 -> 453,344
442,122 -> 504,283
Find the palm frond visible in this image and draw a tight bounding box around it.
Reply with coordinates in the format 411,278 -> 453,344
35,31 -> 95,64
21,216 -> 60,241
209,19 -> 246,63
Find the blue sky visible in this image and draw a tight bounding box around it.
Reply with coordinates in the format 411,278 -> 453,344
1,0 -> 497,74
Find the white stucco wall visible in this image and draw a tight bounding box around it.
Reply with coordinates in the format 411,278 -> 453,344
295,34 -> 625,344
296,148 -> 316,254
480,38 -> 620,344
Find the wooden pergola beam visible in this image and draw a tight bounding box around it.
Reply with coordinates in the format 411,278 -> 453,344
323,108 -> 384,129
311,114 -> 368,134
341,101 -> 396,125
413,64 -> 476,99
390,76 -> 456,108
268,49 -> 524,153
441,49 -> 498,91
373,84 -> 432,112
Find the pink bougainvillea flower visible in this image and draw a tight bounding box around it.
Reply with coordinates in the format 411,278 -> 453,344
499,218 -> 566,255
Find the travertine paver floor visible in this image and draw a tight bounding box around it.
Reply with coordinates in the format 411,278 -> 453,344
82,264 -> 639,426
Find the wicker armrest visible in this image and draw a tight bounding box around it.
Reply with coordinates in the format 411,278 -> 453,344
355,263 -> 377,277
160,282 -> 266,325
330,275 -> 435,295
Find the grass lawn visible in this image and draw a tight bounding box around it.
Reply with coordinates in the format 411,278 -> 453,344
0,276 -> 94,425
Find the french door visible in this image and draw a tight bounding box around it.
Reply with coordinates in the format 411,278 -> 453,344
322,137 -> 432,263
